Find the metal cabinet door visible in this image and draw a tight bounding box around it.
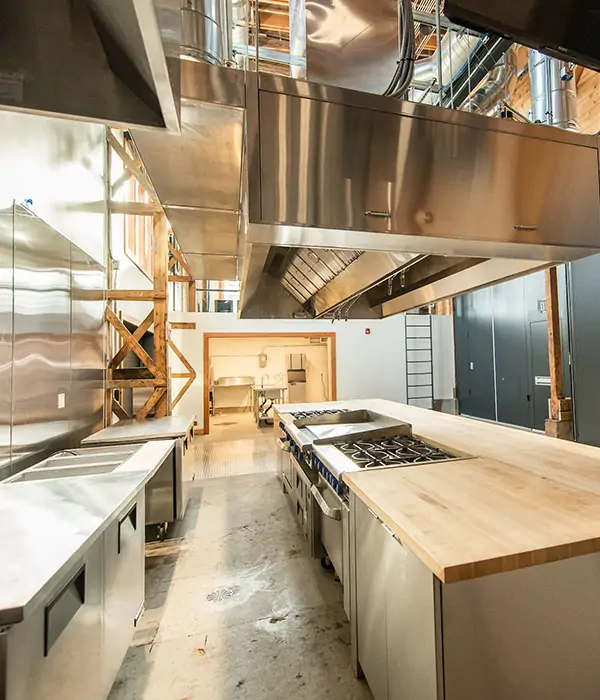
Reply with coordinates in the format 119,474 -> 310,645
258,91 -> 600,252
178,433 -> 196,520
102,492 -> 145,697
386,536 -> 440,700
355,498 -> 392,700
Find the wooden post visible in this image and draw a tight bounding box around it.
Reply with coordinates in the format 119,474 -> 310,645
544,266 -> 573,440
545,267 -> 563,421
188,280 -> 196,312
153,213 -> 170,418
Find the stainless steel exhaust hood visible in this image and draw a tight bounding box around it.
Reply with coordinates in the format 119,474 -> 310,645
0,0 -> 181,131
131,63 -> 600,318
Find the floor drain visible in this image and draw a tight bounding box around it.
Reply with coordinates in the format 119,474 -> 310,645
206,585 -> 241,602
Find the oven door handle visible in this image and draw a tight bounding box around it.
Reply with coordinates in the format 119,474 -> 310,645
277,438 -> 291,452
311,485 -> 342,520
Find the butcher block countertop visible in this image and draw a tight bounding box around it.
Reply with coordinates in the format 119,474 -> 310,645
279,399 -> 600,584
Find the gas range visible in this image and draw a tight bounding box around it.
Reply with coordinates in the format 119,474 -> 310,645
336,436 -> 454,468
312,435 -> 457,495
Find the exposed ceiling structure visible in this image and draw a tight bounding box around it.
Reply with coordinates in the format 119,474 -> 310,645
129,0 -> 600,320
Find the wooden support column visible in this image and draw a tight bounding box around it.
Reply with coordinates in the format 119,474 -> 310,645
544,267 -> 573,440
153,213 -> 170,418
188,280 -> 196,312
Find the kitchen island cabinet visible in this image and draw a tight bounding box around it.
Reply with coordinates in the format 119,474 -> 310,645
351,493 -> 600,700
275,398 -> 600,700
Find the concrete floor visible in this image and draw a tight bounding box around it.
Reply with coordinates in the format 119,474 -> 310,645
109,415 -> 372,700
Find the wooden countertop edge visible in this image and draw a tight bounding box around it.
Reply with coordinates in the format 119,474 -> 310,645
345,477 -> 600,584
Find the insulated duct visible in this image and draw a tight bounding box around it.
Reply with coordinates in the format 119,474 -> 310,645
465,50 -> 517,115
528,50 -> 578,131
443,34 -> 513,108
412,30 -> 480,90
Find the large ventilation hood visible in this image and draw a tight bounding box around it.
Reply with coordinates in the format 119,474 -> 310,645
131,63 -> 600,318
0,0 -> 181,131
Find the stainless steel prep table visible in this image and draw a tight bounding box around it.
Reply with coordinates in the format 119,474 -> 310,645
81,415 -> 196,527
0,440 -> 174,700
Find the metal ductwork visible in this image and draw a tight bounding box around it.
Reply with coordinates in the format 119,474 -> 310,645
131,63 -> 600,319
292,0 -> 482,97
0,0 -> 181,131
181,0 -> 230,65
528,50 -> 578,131
464,49 -> 517,115
442,34 -> 514,109
412,30 -> 480,90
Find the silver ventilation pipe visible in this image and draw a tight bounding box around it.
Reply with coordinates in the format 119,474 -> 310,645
412,30 -> 480,89
181,0 -> 230,65
465,49 -> 517,116
528,50 -> 578,130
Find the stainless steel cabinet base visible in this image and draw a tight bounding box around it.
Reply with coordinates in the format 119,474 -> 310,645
1,541 -> 104,700
0,492 -> 146,700
102,493 -> 145,698
351,494 -> 600,700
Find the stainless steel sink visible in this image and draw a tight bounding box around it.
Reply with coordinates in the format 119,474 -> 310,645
41,446 -> 139,468
6,463 -> 123,483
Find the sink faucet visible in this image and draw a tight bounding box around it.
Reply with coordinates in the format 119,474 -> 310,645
261,374 -> 269,387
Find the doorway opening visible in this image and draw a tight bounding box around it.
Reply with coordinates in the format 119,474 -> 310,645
203,332 -> 337,436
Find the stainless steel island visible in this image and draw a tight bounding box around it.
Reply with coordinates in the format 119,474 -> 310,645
0,439 -> 174,700
81,415 -> 197,528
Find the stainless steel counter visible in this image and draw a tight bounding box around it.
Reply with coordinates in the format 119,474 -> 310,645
81,415 -> 195,445
0,439 -> 174,626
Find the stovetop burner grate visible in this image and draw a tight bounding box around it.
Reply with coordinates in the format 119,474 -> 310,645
336,436 -> 455,468
291,408 -> 349,420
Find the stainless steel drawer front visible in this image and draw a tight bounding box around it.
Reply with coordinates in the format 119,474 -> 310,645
44,566 -> 86,656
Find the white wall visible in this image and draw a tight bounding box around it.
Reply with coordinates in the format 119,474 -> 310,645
110,214 -> 153,325
169,313 -> 409,425
210,336 -> 330,409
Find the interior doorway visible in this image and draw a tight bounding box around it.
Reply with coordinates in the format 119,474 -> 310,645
203,332 -> 337,435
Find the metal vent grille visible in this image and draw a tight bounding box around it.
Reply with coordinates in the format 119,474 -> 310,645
281,248 -> 363,304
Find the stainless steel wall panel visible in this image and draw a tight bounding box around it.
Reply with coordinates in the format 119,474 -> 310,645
0,207 -> 13,480
256,90 -> 600,259
70,245 -> 105,444
0,111 -> 106,265
11,207 -> 72,473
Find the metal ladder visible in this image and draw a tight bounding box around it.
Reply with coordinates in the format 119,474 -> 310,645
405,313 -> 434,409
